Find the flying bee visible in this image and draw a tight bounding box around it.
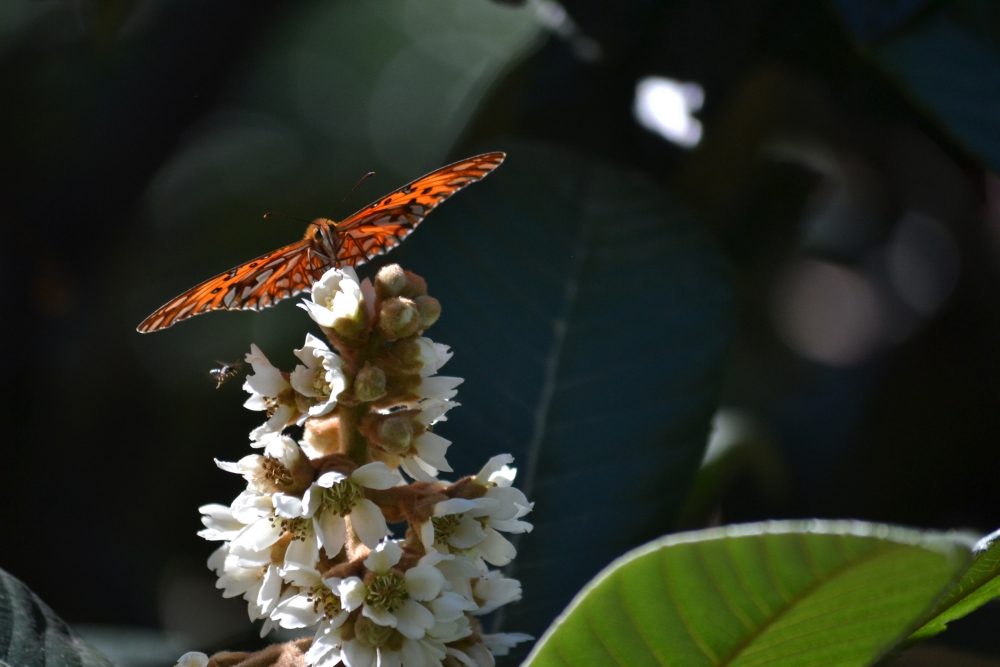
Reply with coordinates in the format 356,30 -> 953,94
209,360 -> 244,388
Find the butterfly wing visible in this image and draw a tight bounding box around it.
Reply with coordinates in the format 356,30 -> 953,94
334,152 -> 505,266
137,239 -> 326,333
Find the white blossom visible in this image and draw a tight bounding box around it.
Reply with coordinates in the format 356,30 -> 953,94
398,399 -> 458,483
214,435 -> 305,494
289,334 -> 347,419
414,338 -> 453,376
274,462 -> 401,555
174,652 -> 208,667
481,632 -> 534,656
300,267 -> 365,329
243,344 -> 298,444
339,541 -> 443,639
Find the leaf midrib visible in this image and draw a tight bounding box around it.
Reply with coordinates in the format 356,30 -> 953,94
713,541 -> 905,667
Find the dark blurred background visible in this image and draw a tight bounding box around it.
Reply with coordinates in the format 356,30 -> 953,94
3,0 -> 1000,664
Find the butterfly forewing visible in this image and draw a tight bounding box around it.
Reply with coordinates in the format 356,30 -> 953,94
137,240 -> 323,332
137,152 -> 505,332
334,152 -> 505,266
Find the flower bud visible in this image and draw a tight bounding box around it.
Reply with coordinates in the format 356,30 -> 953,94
378,297 -> 421,340
353,362 -> 386,402
303,412 -> 341,457
378,414 -> 414,455
414,295 -> 441,329
354,616 -> 399,649
401,270 -> 427,298
375,264 -> 407,300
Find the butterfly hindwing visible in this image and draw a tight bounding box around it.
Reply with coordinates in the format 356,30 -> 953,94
137,240 -> 323,332
334,152 -> 505,266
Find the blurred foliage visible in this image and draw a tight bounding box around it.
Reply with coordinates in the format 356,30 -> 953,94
0,568 -> 113,667
3,0 -> 1000,664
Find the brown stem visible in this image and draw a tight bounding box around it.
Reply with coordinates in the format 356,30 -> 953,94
339,402 -> 371,466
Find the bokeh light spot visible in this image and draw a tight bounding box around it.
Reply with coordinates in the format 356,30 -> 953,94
634,76 -> 704,148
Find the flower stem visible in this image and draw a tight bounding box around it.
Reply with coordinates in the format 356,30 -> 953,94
340,403 -> 370,466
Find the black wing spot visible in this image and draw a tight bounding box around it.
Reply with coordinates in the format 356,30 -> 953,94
249,262 -> 258,268
225,271 -> 237,280
402,185 -> 416,194
383,198 -> 392,205
211,287 -> 222,294
421,187 -> 433,194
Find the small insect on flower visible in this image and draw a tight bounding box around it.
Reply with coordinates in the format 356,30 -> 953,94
137,153 -> 505,333
209,360 -> 244,388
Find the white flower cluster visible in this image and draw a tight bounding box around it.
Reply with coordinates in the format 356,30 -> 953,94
184,267 -> 533,667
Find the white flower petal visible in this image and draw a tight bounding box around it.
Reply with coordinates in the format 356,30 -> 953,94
244,344 -> 289,397
413,432 -> 452,472
284,535 -> 319,571
404,565 -> 444,601
363,540 -> 402,572
428,592 -> 477,622
339,577 -> 367,611
272,493 -> 304,518
478,527 -> 516,567
362,604 -> 397,627
256,565 -> 283,618
433,498 -> 479,516
174,651 -> 209,667
231,518 -> 282,552
351,462 -> 401,490
351,499 -> 389,548
300,299 -> 337,328
290,364 -> 319,397
415,376 -> 463,400
449,515 -> 486,549
308,510 -> 344,555
401,457 -> 439,483
419,521 -> 436,551
305,632 -> 344,666
378,648 -> 403,667
481,632 -> 533,656
393,599 -> 434,639
271,592 -> 324,628
341,639 -> 377,667
473,455 -> 514,485
316,470 -> 349,487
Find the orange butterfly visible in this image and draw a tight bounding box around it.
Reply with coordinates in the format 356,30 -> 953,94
137,152 -> 505,333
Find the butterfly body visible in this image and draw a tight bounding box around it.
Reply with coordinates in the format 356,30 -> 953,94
137,152 -> 505,333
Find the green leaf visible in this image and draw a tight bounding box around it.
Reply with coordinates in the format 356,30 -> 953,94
907,528 -> 1000,643
523,520 -> 970,667
0,568 -> 114,667
389,140 -> 734,638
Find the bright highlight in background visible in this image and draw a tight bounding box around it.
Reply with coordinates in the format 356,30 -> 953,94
634,76 -> 704,148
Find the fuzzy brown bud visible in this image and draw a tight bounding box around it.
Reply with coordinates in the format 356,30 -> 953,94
378,297 -> 421,340
354,362 -> 386,402
414,295 -> 441,329
378,414 -> 414,455
354,616 -> 400,649
303,413 -> 342,457
375,264 -> 408,300
401,270 -> 428,298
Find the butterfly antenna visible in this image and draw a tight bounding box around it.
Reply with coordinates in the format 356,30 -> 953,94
339,171 -> 376,208
263,211 -> 312,224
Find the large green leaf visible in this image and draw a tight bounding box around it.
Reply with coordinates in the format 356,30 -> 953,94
0,568 -> 114,667
389,140 -> 734,639
907,528 -> 1000,643
523,520 -> 970,667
